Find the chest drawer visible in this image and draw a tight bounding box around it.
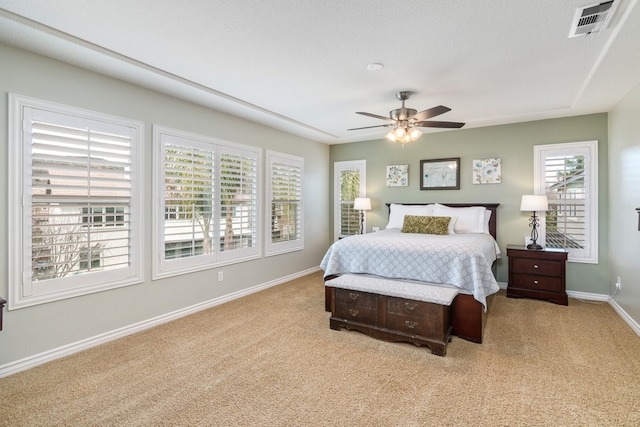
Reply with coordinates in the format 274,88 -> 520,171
386,298 -> 449,338
387,298 -> 431,318
334,289 -> 378,324
510,273 -> 562,292
511,258 -> 562,276
334,289 -> 377,309
334,303 -> 378,324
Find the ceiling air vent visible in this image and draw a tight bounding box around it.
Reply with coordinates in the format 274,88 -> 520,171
569,1 -> 616,38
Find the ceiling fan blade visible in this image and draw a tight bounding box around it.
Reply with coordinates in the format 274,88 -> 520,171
347,124 -> 394,131
356,111 -> 393,121
409,105 -> 451,121
413,120 -> 465,129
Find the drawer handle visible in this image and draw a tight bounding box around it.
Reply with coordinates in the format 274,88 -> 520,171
533,264 -> 539,269
405,302 -> 418,311
348,308 -> 359,317
348,292 -> 359,300
405,321 -> 419,329
533,280 -> 539,284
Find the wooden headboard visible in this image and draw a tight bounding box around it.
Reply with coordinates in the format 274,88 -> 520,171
385,203 -> 500,240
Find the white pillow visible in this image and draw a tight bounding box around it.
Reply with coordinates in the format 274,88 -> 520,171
483,210 -> 492,234
445,215 -> 457,234
386,204 -> 434,229
433,204 -> 486,234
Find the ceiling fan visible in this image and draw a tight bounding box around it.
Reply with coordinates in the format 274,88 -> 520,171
348,91 -> 465,143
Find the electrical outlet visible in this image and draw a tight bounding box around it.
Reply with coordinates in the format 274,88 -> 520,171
615,276 -> 621,291
218,271 -> 224,282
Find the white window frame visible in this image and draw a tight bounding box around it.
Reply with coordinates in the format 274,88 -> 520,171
333,160 -> 366,240
8,94 -> 144,309
265,150 -> 304,256
534,140 -> 598,263
152,126 -> 261,279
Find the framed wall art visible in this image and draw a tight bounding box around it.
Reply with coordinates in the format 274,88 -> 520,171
420,158 -> 460,190
472,158 -> 502,184
386,164 -> 408,187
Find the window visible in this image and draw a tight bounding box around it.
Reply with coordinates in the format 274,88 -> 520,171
534,141 -> 598,263
8,94 -> 144,309
334,160 -> 366,240
82,206 -> 125,227
152,126 -> 260,279
265,151 -> 303,256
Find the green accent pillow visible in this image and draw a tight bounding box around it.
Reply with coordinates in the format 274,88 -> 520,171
401,215 -> 451,235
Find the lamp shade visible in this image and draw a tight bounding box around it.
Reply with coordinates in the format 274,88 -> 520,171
385,126 -> 422,144
520,195 -> 548,211
353,197 -> 371,210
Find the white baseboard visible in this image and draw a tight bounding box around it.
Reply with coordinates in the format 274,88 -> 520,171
0,267 -> 321,378
566,289 -> 610,302
497,284 -> 639,336
4,269 -> 637,378
563,290 -> 640,336
608,298 -> 640,337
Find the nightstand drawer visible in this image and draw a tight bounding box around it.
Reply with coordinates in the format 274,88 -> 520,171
511,258 -> 562,276
511,273 -> 562,292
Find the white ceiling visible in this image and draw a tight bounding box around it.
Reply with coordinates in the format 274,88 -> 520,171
1,0 -> 639,144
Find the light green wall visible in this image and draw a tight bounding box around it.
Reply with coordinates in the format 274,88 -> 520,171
609,81 -> 640,324
330,114 -> 609,293
0,43 -> 330,366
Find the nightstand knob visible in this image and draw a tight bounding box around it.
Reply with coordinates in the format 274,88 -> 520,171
533,264 -> 539,269
534,280 -> 539,284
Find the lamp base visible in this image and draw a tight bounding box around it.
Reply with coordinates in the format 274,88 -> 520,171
526,243 -> 544,251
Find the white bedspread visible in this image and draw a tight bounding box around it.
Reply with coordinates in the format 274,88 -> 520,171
320,229 -> 500,309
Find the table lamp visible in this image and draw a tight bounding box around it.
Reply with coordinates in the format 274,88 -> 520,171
520,194 -> 548,250
353,197 -> 371,235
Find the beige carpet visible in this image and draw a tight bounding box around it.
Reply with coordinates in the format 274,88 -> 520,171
1,271 -> 639,426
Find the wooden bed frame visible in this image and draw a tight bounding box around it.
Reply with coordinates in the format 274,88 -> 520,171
324,202 -> 499,344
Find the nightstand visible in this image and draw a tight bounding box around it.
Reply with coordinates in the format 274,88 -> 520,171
506,245 -> 568,305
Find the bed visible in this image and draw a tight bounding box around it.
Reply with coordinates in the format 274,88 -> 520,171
322,202 -> 500,343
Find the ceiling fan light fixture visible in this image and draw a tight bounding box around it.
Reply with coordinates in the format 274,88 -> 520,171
386,126 -> 422,144
393,127 -> 406,138
408,127 -> 422,140
350,91 -> 465,142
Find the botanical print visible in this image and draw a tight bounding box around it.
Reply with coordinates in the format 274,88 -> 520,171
473,158 -> 501,184
386,164 -> 408,187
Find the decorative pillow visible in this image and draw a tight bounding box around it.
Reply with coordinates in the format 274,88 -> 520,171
433,204 -> 486,234
401,215 -> 451,235
386,204 -> 435,229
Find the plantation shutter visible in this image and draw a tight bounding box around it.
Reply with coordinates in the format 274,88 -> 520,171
266,151 -> 303,255
153,127 -> 261,278
535,142 -> 597,263
218,146 -> 258,257
163,143 -> 215,260
26,107 -> 137,295
339,168 -> 361,236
